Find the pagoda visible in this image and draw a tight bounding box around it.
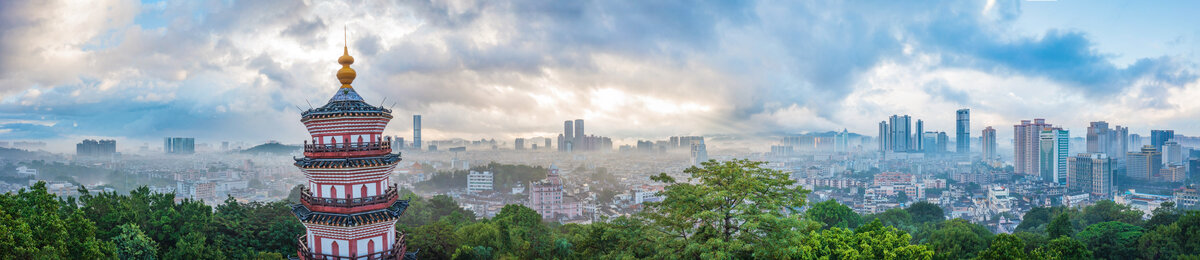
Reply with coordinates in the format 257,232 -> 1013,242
291,35 -> 415,260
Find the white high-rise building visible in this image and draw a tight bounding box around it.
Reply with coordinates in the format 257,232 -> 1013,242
691,140 -> 709,166
467,170 -> 494,193
1163,141 -> 1183,166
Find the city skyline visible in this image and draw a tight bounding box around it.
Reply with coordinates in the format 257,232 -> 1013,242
2,1 -> 1200,152
4,2 -> 1200,258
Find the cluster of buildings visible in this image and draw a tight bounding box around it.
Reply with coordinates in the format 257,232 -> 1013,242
876,109 -> 970,157
76,139 -> 117,157
164,137 -> 196,154
557,119 -> 613,152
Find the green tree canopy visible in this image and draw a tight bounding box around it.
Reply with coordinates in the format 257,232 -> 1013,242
113,224 -> 158,260
1081,200 -> 1144,226
807,199 -> 862,229
642,159 -> 811,258
924,218 -> 993,260
907,201 -> 946,224
1047,213 -> 1074,238
1033,236 -> 1093,260
1076,221 -> 1143,260
976,233 -> 1027,260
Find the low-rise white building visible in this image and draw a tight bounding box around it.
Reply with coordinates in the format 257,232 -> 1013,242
1115,189 -> 1171,219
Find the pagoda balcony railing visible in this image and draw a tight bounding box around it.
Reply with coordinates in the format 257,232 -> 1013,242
297,233 -> 407,260
301,185 -> 399,212
304,142 -> 391,158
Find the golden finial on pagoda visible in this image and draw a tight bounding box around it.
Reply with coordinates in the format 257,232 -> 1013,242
336,26 -> 356,88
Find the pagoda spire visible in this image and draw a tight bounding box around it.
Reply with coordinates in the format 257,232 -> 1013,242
336,26 -> 356,89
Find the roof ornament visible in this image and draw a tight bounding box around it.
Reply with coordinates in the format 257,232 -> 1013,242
336,25 -> 356,89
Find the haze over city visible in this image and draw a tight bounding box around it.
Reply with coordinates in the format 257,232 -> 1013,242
3,1 -> 1200,260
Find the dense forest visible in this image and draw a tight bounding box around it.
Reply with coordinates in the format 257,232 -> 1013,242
2,159 -> 1199,259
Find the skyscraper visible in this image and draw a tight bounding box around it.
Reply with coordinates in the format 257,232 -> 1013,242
921,131 -> 949,154
574,119 -> 585,151
1014,119 -> 1052,175
1113,126 -> 1129,159
77,139 -> 117,157
956,109 -> 970,155
1151,130 -> 1175,152
164,137 -> 195,154
1067,153 -> 1113,199
982,126 -> 997,161
515,138 -> 525,150
562,120 -> 574,152
1129,134 -> 1143,152
888,115 -> 911,152
878,121 -> 890,152
1086,121 -> 1109,154
1086,122 -> 1129,161
1039,128 -> 1069,184
413,115 -> 422,150
1163,141 -> 1183,165
915,119 -> 924,152
1127,145 -> 1162,180
691,140 -> 708,166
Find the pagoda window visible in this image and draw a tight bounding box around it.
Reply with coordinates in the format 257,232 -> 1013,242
331,240 -> 340,256
358,136 -> 364,146
367,238 -> 376,254
360,185 -> 368,198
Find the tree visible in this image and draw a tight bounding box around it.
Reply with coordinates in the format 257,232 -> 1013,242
1047,213 -> 1073,238
491,204 -> 553,259
1081,200 -> 1144,226
1173,211 -> 1200,255
807,199 -> 861,229
641,159 -> 810,258
1015,206 -> 1073,234
793,220 -> 933,259
409,220 -> 461,260
976,233 -> 1027,260
1075,221 -> 1143,259
167,233 -> 225,260
907,201 -> 945,224
454,222 -> 502,253
866,208 -> 913,229
286,185 -> 303,204
113,224 -> 158,260
1013,231 -> 1047,254
925,219 -> 992,260
1033,236 -> 1092,260
1145,201 -> 1180,230
1137,224 -> 1180,260
451,245 -> 494,260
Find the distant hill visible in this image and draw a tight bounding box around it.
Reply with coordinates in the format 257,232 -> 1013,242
240,142 -> 301,156
0,147 -> 55,161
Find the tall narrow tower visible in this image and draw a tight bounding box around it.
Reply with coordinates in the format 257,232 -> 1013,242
291,38 -> 415,259
956,109 -> 970,155
413,115 -> 422,150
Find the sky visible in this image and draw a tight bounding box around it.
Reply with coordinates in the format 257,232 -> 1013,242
1,0 -> 1199,153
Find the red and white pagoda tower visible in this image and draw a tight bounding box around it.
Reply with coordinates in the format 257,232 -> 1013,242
291,39 -> 414,260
